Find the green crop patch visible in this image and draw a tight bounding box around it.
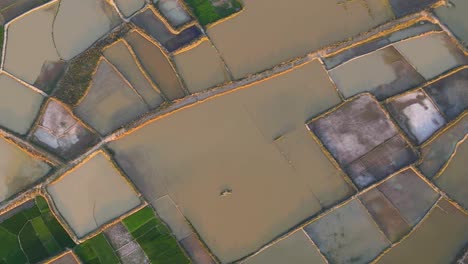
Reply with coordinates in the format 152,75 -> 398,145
184,0 -> 242,26
0,197 -> 75,263
74,234 -> 119,264
123,207 -> 189,264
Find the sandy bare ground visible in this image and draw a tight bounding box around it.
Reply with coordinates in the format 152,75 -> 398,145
393,32 -> 467,80
47,151 -> 141,238
0,73 -> 44,134
53,0 -> 121,60
103,39 -> 164,108
375,199 -> 468,263
108,60 -> 354,262
0,136 -> 50,202
174,39 -> 230,93
3,1 -> 60,84
114,0 -> 145,17
245,230 -> 326,264
75,59 -> 149,135
207,0 -> 394,79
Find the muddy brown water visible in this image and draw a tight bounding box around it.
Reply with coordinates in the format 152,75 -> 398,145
4,2 -> 60,84
114,0 -> 145,17
0,136 -> 50,203
53,0 -> 121,60
207,0 -> 394,79
125,30 -> 185,100
47,152 -> 141,238
245,230 -> 326,264
376,199 -> 468,264
108,60 -> 352,262
103,39 -> 164,108
173,39 -> 229,93
0,73 -> 44,135
75,59 -> 149,135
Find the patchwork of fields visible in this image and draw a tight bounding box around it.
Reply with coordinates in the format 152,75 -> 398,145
0,0 -> 467,263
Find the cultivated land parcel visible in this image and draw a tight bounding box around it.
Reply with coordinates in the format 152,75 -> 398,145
0,0 -> 467,263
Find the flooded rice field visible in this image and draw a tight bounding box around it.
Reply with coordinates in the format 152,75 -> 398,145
434,138 -> 468,209
308,94 -> 417,188
0,136 -> 50,202
418,113 -> 468,178
153,195 -> 192,241
155,0 -> 192,28
3,1 -> 60,84
245,230 -> 326,264
304,199 -> 390,264
393,32 -> 467,80
47,151 -> 141,238
125,30 -> 185,100
114,0 -> 145,17
207,0 -> 394,79
31,99 -> 98,160
103,39 -> 164,108
386,89 -> 446,145
375,199 -> 468,263
0,73 -> 44,134
173,39 -> 230,93
329,46 -> 425,100
108,60 -> 353,262
75,59 -> 149,135
131,7 -> 202,52
49,252 -> 80,264
53,0 -> 121,60
434,0 -> 468,47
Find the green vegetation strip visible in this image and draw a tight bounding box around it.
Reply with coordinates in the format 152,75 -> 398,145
123,207 -> 190,264
0,26 -> 3,61
0,197 -> 75,264
75,234 -> 120,264
184,0 -> 242,26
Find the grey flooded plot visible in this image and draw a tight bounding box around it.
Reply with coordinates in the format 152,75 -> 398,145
114,0 -> 145,17
434,0 -> 468,48
434,139 -> 468,209
375,199 -> 468,264
0,0 -> 44,24
32,100 -> 99,160
304,199 -> 390,264
385,89 -> 446,145
418,114 -> 468,178
131,8 -> 202,52
424,68 -> 468,121
323,21 -> 442,69
154,0 -> 193,28
308,94 -> 417,188
387,0 -> 437,17
328,46 -> 425,100
104,223 -> 150,264
49,252 -> 79,264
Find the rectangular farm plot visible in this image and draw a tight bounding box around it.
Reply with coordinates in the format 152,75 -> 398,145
307,94 -> 418,188
125,30 -> 186,100
393,32 -> 468,80
47,151 -> 141,238
0,73 -> 44,135
48,251 -> 80,264
0,136 -> 51,203
434,0 -> 468,47
304,199 -> 390,264
385,89 -> 446,145
103,222 -> 150,264
359,168 -> 439,242
155,0 -> 193,28
434,138 -> 468,209
108,60 -> 349,262
74,233 -> 120,264
122,207 -> 189,264
418,114 -> 468,178
103,39 -> 164,109
0,196 -> 75,264
424,67 -> 468,121
375,199 -> 468,263
131,7 -> 202,52
75,58 -> 149,135
245,230 -> 326,264
174,38 -> 230,93
329,46 -> 425,100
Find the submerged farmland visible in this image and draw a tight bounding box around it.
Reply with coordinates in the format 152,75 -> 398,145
0,0 -> 466,263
